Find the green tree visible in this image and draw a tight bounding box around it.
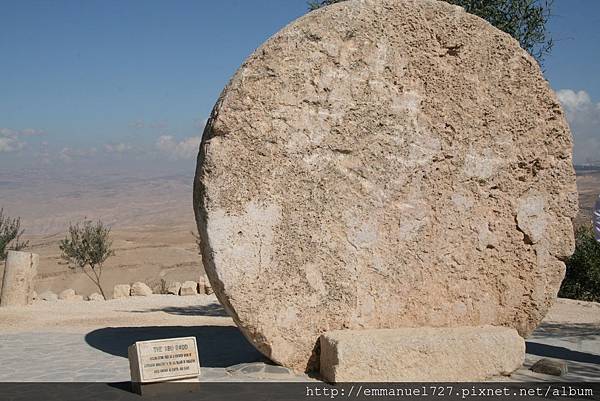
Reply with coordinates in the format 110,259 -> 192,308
308,0 -> 345,10
0,208 -> 28,260
559,225 -> 600,302
59,219 -> 115,299
308,0 -> 553,64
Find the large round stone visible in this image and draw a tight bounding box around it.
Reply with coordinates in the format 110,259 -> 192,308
194,0 -> 577,371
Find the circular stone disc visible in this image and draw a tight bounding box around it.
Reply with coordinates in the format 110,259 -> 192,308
194,0 -> 577,371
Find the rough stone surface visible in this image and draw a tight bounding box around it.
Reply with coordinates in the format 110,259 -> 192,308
39,291 -> 58,302
87,293 -> 105,301
530,358 -> 568,376
130,282 -> 153,297
204,285 -> 214,296
167,281 -> 182,295
193,0 -> 578,371
180,281 -> 198,296
59,289 -> 77,300
0,251 -> 39,307
113,284 -> 131,299
320,326 -> 524,382
197,277 -> 207,295
198,276 -> 213,295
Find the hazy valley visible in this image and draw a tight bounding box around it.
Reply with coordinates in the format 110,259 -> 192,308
0,167 -> 598,297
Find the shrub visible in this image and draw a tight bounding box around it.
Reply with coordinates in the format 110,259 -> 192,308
0,208 -> 28,260
559,225 -> 600,302
148,278 -> 168,294
59,219 -> 115,300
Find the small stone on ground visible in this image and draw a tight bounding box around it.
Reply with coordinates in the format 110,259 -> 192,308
530,358 -> 568,376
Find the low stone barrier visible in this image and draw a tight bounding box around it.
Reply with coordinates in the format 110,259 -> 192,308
319,326 -> 524,382
0,251 -> 39,307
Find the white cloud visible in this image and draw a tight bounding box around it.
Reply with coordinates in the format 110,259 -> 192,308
104,142 -> 132,153
0,127 -> 45,138
0,128 -> 30,153
0,136 -> 25,153
557,90 -> 592,113
155,135 -> 201,160
556,89 -> 600,165
16,128 -> 45,137
59,147 -> 98,163
129,120 -> 167,130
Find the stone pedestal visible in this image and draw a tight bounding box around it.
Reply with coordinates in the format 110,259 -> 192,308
0,251 -> 38,307
319,326 -> 524,382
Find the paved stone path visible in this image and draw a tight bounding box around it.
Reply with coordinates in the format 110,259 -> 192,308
0,331 -> 311,382
0,296 -> 597,382
515,321 -> 600,382
0,329 -> 597,382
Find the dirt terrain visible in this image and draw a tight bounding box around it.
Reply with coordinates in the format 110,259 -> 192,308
575,169 -> 600,228
24,224 -> 202,296
0,168 -> 598,297
0,168 -> 203,296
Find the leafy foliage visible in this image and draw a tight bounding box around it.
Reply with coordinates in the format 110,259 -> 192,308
307,0 -> 553,64
0,208 -> 28,260
445,0 -> 553,63
308,0 -> 345,10
559,225 -> 600,302
59,219 -> 115,299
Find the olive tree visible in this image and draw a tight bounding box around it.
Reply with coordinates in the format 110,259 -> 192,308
308,0 -> 553,64
559,225 -> 600,302
0,208 -> 28,260
59,219 -> 115,299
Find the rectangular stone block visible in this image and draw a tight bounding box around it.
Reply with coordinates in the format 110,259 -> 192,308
0,251 -> 38,307
320,326 -> 524,382
128,337 -> 200,394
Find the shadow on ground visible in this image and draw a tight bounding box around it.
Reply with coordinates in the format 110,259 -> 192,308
128,302 -> 228,317
527,321 -> 600,365
526,342 -> 600,365
531,322 -> 600,341
85,326 -> 267,368
526,321 -> 600,381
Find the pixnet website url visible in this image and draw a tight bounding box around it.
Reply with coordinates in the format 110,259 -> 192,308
305,385 -> 595,399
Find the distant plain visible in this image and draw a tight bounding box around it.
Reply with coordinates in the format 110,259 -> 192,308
0,168 -> 598,297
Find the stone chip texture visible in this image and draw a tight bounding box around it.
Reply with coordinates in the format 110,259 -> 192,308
167,281 -> 182,295
59,289 -> 77,300
130,282 -> 153,297
113,285 -> 131,299
193,0 -> 578,371
530,358 -> 568,376
320,326 -> 525,382
39,291 -> 58,302
87,293 -> 105,301
180,281 -> 199,296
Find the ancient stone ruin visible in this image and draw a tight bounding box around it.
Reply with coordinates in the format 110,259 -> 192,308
0,251 -> 38,307
193,0 -> 578,372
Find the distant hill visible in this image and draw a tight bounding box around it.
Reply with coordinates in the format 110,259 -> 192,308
1,165 -> 598,234
575,165 -> 600,173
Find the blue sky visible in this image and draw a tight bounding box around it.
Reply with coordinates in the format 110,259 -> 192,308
0,0 -> 598,171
